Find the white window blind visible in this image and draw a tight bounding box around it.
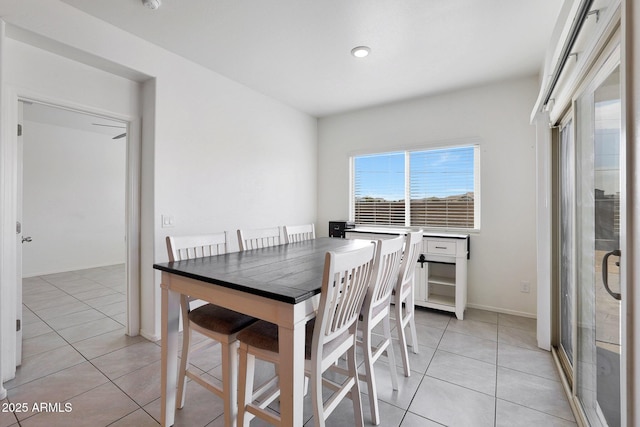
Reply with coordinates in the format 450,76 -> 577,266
353,152 -> 405,225
352,145 -> 479,229
410,146 -> 475,228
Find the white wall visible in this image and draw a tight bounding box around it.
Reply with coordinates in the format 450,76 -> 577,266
1,0 -> 318,341
22,120 -> 126,276
318,77 -> 539,317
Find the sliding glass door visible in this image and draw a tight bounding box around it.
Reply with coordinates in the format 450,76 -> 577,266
555,45 -> 622,427
558,115 -> 575,383
575,60 -> 621,427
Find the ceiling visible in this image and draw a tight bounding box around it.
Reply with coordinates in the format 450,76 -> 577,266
23,101 -> 127,139
59,0 -> 561,117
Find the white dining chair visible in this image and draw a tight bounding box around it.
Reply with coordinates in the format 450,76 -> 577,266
237,226 -> 282,251
358,235 -> 404,425
283,223 -> 316,244
392,230 -> 424,377
166,233 -> 257,426
235,242 -> 377,427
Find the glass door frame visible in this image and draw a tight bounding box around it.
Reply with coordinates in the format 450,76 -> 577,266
553,108 -> 578,392
552,31 -> 627,426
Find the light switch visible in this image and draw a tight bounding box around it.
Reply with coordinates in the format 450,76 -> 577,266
162,215 -> 174,228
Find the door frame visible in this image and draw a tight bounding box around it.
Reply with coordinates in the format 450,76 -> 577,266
0,86 -> 141,381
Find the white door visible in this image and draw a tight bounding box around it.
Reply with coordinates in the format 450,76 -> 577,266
15,100 -> 25,366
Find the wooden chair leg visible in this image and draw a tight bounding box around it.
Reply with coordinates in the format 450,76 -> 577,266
237,343 -> 255,427
176,328 -> 191,409
222,341 -> 239,427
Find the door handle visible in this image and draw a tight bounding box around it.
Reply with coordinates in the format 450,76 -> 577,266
21,236 -> 32,243
602,249 -> 621,300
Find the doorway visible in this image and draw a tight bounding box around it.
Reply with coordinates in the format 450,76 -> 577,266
12,96 -> 141,367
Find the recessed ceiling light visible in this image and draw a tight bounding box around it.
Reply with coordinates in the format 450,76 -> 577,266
351,46 -> 370,58
142,0 -> 161,10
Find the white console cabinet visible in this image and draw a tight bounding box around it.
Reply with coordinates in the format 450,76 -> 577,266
345,229 -> 469,320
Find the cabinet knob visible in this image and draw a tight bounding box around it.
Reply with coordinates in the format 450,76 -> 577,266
417,254 -> 427,268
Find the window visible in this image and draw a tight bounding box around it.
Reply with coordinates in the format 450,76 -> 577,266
351,145 -> 479,229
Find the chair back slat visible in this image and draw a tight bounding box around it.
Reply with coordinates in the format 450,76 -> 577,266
237,227 -> 282,251
366,236 -> 405,314
396,230 -> 423,296
283,224 -> 316,244
316,243 -> 376,345
166,233 -> 228,262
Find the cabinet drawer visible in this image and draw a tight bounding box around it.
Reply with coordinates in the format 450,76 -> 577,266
426,240 -> 456,255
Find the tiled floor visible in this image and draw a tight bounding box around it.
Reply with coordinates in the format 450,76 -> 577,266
0,265 -> 577,426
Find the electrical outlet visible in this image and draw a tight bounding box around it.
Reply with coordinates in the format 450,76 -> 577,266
520,281 -> 531,293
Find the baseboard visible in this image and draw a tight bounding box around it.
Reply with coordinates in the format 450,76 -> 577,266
139,329 -> 160,343
23,262 -> 125,278
466,303 -> 536,319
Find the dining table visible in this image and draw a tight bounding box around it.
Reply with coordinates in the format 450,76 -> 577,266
153,236 -> 374,427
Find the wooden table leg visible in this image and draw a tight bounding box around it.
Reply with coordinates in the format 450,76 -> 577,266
161,281 -> 180,427
278,320 -> 306,426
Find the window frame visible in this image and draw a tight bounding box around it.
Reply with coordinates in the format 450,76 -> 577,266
349,142 -> 481,232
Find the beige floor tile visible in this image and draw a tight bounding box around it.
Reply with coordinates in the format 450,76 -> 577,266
54,280 -> 106,294
4,346 -> 85,390
111,313 -> 127,326
412,323 -> 445,348
496,399 -> 577,426
0,399 -> 19,427
497,367 -> 575,421
408,376 -> 495,426
56,317 -> 123,343
446,318 -> 498,341
22,331 -> 68,358
400,412 -> 442,427
22,280 -> 57,296
497,343 -> 559,381
389,341 -> 436,375
361,363 -> 424,411
145,381 -> 225,426
108,409 -> 159,427
498,324 -> 541,351
32,301 -> 92,321
22,289 -> 67,306
498,313 -> 536,332
45,309 -> 106,331
19,383 -> 138,427
14,268 -> 578,427
91,341 -> 161,380
113,360 -> 162,406
21,308 -> 40,326
84,293 -> 126,309
426,350 -> 496,396
438,329 -> 497,364
412,308 -> 452,329
71,287 -> 118,302
25,295 -> 80,312
22,320 -> 54,340
96,300 -> 126,317
464,308 -> 499,324
7,362 -> 109,421
72,328 -> 146,360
